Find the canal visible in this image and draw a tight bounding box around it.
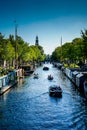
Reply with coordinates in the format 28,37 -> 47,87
0,63 -> 87,130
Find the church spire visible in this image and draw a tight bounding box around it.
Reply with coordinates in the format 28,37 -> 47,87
35,35 -> 39,46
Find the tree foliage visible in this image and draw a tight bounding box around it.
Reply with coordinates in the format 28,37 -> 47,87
51,29 -> 87,64
81,29 -> 87,59
0,33 -> 45,67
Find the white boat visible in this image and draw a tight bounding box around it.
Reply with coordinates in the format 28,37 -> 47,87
84,81 -> 87,98
49,85 -> 62,97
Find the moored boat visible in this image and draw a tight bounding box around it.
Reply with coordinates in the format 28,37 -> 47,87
84,81 -> 87,98
20,65 -> 34,76
49,85 -> 62,97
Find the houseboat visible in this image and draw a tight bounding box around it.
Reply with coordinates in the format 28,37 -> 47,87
20,65 -> 34,76
84,81 -> 87,98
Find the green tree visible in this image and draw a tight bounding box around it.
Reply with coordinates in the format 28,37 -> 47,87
81,29 -> 87,62
51,47 -> 61,62
72,38 -> 84,62
5,40 -> 15,67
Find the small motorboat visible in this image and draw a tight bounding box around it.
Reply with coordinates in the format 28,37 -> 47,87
49,85 -> 62,97
43,66 -> 49,70
48,75 -> 53,80
33,73 -> 39,79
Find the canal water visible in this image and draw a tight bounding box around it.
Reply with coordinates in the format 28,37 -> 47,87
0,63 -> 87,130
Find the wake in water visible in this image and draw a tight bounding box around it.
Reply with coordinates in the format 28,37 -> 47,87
28,91 -> 49,100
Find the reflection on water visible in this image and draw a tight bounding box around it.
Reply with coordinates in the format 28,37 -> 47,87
0,63 -> 87,130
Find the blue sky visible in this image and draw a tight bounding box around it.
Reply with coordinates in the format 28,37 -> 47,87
0,0 -> 87,54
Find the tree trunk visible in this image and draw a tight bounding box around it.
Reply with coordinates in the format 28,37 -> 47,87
3,60 -> 6,68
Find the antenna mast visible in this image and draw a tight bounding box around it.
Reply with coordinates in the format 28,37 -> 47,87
60,36 -> 62,62
14,20 -> 18,69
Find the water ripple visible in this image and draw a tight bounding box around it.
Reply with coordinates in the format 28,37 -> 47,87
0,63 -> 87,130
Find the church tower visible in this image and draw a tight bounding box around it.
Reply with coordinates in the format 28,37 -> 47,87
35,35 -> 39,46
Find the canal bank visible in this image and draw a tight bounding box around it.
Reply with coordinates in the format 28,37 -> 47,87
0,81 -> 17,95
